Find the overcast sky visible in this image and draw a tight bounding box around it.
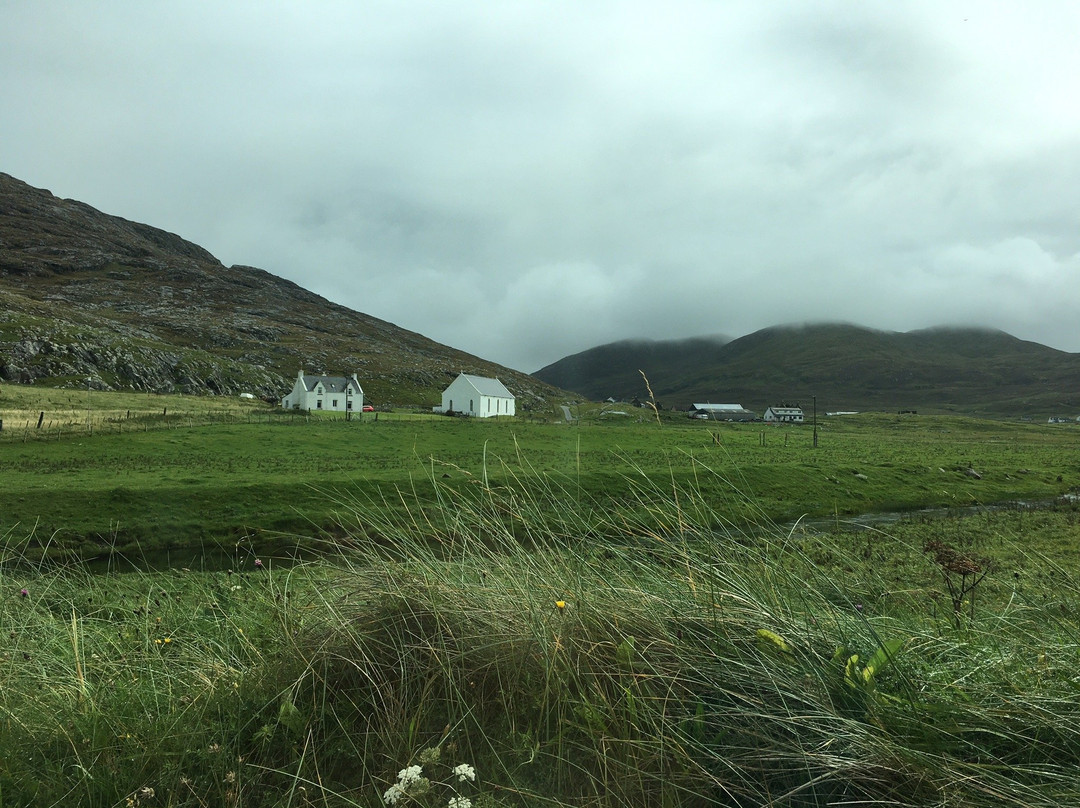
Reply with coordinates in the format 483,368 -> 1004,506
3,2 -> 1079,371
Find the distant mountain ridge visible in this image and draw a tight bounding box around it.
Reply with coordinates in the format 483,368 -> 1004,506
534,323 -> 1080,416
0,172 -> 561,407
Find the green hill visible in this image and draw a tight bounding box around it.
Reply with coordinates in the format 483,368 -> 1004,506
0,172 -> 561,408
534,323 -> 1080,416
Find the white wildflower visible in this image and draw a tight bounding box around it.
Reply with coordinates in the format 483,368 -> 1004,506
382,783 -> 406,805
448,797 -> 472,808
452,763 -> 476,783
397,765 -> 424,786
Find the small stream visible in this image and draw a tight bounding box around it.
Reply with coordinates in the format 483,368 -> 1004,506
787,492 -> 1080,535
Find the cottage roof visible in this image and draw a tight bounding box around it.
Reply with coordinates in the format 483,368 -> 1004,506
303,375 -> 362,394
455,374 -> 514,399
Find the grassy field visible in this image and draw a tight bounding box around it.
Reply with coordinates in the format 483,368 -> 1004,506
2,465 -> 1080,806
0,383 -> 267,432
2,386 -> 1079,562
3,387 -> 1080,805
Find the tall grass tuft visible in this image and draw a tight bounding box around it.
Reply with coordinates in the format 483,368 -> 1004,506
294,459 -> 1080,806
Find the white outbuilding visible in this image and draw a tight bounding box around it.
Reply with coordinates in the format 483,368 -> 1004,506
437,373 -> 515,418
281,370 -> 364,413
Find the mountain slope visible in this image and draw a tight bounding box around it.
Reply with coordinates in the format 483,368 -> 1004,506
534,323 -> 1080,415
534,335 -> 732,401
0,173 -> 560,407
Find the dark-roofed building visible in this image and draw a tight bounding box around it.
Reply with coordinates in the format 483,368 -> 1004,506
688,403 -> 757,421
281,370 -> 364,412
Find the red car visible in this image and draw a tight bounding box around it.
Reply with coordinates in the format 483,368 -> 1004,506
362,404 -> 374,412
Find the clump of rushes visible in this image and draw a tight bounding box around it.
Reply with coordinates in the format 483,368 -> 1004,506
292,460 -> 1080,807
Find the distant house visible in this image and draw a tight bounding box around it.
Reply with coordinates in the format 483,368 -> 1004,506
688,403 -> 757,422
763,406 -> 804,423
281,370 -> 364,412
436,373 -> 515,418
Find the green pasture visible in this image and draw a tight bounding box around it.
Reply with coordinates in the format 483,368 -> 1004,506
2,385 -> 1079,560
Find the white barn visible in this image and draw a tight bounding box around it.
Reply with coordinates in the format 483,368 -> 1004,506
281,370 -> 364,413
437,373 -> 515,418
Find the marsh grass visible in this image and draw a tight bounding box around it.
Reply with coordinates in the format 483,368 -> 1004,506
287,461 -> 1080,805
2,462 -> 1080,806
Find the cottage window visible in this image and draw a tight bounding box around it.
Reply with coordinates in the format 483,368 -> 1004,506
332,399 -> 338,408
316,400 -> 323,409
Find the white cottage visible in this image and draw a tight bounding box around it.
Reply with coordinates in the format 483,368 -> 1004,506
763,406 -> 804,423
281,370 -> 364,412
437,373 -> 515,418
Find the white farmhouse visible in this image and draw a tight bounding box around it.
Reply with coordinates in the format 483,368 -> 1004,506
763,406 -> 804,423
281,370 -> 364,413
437,373 -> 515,418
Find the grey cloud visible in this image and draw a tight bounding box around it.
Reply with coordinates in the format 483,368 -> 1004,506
3,1 -> 1079,373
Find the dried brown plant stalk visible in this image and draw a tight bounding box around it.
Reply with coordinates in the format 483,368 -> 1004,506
638,369 -> 662,426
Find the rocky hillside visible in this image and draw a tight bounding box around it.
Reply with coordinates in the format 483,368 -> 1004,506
0,173 -> 561,408
534,323 -> 1080,417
